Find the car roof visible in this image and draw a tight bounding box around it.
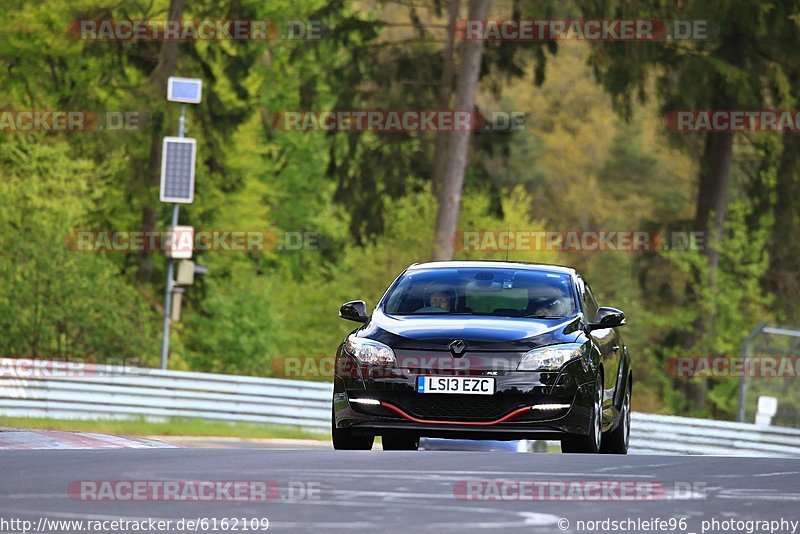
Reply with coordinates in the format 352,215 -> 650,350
406,260 -> 577,276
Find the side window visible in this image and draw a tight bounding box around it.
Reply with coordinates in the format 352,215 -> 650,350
580,279 -> 599,321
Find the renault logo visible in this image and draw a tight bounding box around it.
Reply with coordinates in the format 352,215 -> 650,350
449,339 -> 468,357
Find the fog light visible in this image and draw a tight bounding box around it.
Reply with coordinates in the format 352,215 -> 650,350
350,398 -> 381,405
531,403 -> 570,410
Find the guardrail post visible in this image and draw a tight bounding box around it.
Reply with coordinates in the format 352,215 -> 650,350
737,322 -> 766,423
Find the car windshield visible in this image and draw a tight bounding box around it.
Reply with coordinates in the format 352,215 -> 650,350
382,268 -> 577,318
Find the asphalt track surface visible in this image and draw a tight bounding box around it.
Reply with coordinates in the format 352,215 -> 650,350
1,449 -> 799,533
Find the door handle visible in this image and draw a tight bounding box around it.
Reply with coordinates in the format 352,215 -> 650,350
612,345 -> 620,353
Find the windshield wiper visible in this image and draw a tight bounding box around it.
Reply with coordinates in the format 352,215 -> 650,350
404,311 -> 475,316
521,314 -> 564,319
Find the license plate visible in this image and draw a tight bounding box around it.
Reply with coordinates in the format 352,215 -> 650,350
416,376 -> 495,395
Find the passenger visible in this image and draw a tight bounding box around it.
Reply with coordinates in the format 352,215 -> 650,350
526,283 -> 569,316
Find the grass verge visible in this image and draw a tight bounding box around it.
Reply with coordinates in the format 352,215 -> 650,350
0,416 -> 328,440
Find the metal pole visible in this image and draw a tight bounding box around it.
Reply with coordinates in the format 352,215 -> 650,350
763,326 -> 800,338
160,204 -> 180,369
737,322 -> 766,422
178,104 -> 186,137
160,105 -> 187,370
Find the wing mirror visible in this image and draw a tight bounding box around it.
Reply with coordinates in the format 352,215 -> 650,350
339,300 -> 368,323
588,307 -> 626,331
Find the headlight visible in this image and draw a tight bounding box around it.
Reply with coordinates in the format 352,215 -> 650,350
517,344 -> 584,371
344,335 -> 396,365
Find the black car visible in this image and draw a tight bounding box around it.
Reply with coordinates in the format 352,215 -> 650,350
332,261 -> 632,454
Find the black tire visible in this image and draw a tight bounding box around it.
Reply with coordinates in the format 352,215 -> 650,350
382,433 -> 419,451
600,376 -> 631,454
561,372 -> 603,454
331,404 -> 373,450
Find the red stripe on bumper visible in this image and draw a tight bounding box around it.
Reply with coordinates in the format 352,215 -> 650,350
378,402 -> 532,426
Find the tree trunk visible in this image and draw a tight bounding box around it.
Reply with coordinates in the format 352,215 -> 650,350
694,131 -> 734,268
432,0 -> 489,261
149,0 -> 185,87
431,0 -> 460,202
766,133 -> 800,320
682,130 -> 733,411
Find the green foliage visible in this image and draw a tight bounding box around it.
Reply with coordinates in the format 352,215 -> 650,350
657,203 -> 772,418
0,1 -> 796,427
179,275 -> 278,375
0,138 -> 158,361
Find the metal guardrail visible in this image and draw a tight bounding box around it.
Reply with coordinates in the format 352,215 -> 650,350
2,360 -> 800,457
630,412 -> 800,457
0,362 -> 332,430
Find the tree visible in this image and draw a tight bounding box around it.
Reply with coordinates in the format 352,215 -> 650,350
431,0 -> 490,260
581,1 -> 774,265
431,0 -> 460,204
0,138 -> 159,361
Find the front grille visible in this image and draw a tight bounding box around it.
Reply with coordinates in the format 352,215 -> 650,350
402,394 -> 527,421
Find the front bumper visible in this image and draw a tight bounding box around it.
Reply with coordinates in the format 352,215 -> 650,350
333,357 -> 596,440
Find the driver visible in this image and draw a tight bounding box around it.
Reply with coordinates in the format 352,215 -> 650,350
429,290 -> 452,311
423,285 -> 456,312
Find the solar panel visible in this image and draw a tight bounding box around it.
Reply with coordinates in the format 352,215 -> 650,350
167,77 -> 203,104
160,137 -> 196,203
